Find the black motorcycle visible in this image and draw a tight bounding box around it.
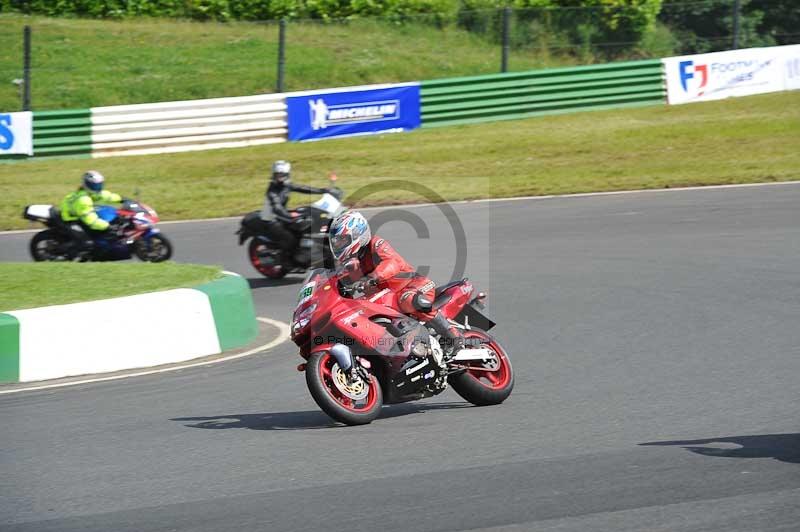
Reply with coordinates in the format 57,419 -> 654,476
237,188 -> 345,279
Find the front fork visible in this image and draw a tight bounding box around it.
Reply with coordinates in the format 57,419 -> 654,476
129,227 -> 160,247
304,344 -> 372,385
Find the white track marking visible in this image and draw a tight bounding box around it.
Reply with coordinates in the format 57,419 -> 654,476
3,180 -> 800,236
0,317 -> 290,395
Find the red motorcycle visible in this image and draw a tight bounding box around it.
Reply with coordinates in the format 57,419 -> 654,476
291,268 -> 514,425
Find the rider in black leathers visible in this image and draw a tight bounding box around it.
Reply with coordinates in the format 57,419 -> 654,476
260,160 -> 331,262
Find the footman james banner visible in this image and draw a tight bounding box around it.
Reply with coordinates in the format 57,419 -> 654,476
287,83 -> 421,141
663,45 -> 800,105
0,111 -> 33,156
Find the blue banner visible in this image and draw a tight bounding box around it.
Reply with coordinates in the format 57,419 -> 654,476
287,83 -> 420,142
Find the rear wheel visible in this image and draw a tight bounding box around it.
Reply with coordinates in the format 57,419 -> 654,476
248,238 -> 287,279
306,352 -> 383,425
29,230 -> 72,262
448,329 -> 514,406
134,234 -> 172,262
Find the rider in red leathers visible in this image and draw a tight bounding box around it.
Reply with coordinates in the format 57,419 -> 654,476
329,210 -> 468,356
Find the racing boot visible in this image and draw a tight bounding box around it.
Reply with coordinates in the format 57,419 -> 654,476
427,311 -> 467,360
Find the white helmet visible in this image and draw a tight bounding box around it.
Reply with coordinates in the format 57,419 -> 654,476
329,210 -> 371,263
272,160 -> 291,183
82,170 -> 105,192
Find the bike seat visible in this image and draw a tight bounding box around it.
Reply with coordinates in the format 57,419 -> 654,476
434,279 -> 467,298
432,293 -> 452,310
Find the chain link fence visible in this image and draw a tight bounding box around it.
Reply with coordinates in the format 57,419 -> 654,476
1,0 -> 797,111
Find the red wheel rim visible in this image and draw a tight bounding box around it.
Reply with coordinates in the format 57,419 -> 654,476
462,331 -> 512,390
318,353 -> 378,413
250,242 -> 283,278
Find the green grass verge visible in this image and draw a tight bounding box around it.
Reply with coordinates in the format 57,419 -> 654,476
0,14 -> 578,111
0,262 -> 222,312
1,91 -> 798,230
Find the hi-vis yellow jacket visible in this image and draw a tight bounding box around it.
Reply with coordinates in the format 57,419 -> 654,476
59,189 -> 122,231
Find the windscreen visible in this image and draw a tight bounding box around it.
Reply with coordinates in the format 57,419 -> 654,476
295,268 -> 333,310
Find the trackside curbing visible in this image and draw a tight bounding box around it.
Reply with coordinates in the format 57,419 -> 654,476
0,272 -> 258,384
194,273 -> 258,351
0,313 -> 20,382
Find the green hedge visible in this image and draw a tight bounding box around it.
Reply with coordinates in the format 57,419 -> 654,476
458,0 -> 663,55
0,0 -> 458,21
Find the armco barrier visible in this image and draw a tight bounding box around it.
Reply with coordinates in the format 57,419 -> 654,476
0,272 -> 257,383
90,93 -> 287,157
2,59 -> 669,160
420,60 -> 666,127
32,109 -> 92,157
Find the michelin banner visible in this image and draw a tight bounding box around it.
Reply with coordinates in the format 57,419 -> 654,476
663,45 -> 800,105
287,83 -> 420,141
0,111 -> 33,156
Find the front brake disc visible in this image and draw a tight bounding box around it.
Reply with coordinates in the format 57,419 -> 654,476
330,362 -> 369,400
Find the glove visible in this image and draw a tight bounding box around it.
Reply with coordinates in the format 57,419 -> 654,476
108,219 -> 125,236
342,258 -> 361,280
292,214 -> 310,226
352,276 -> 378,293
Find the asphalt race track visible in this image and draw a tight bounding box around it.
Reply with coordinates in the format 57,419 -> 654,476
1,184 -> 799,531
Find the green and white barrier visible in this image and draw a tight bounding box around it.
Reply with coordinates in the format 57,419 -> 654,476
1,93 -> 287,160
90,93 -> 287,158
0,272 -> 257,383
7,44 -> 797,161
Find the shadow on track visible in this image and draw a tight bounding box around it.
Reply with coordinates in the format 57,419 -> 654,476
248,277 -> 304,289
639,433 -> 800,464
172,402 -> 472,431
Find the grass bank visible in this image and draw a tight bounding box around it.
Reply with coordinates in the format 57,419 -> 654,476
0,14 -> 573,111
0,263 -> 222,311
1,91 -> 798,230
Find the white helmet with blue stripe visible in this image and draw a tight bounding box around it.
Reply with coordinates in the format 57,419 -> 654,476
82,170 -> 105,192
329,210 -> 371,263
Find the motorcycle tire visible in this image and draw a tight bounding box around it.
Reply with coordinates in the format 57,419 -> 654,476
134,234 -> 173,262
248,238 -> 287,279
448,328 -> 514,406
29,230 -> 73,262
306,351 -> 383,426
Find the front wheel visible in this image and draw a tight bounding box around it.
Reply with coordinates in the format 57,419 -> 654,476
448,329 -> 514,406
306,352 -> 383,425
134,234 -> 173,262
29,230 -> 72,262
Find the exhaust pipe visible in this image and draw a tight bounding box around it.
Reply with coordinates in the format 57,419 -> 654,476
329,343 -> 353,371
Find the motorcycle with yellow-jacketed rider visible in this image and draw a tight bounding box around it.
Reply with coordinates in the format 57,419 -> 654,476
23,171 -> 172,262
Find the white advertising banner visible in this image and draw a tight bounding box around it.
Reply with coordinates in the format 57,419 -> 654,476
663,45 -> 799,105
782,44 -> 800,91
0,111 -> 33,155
